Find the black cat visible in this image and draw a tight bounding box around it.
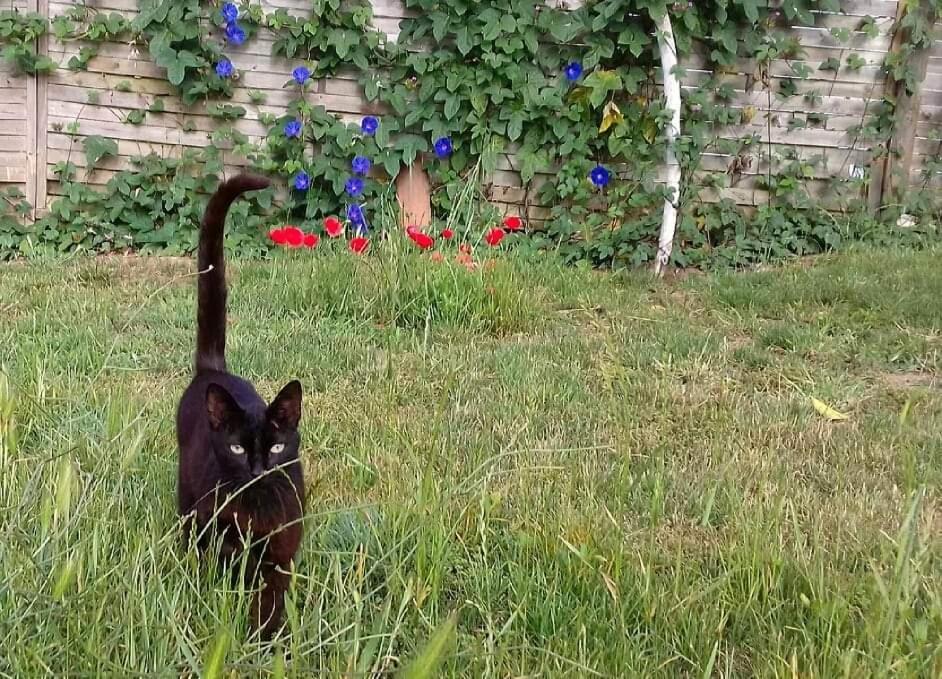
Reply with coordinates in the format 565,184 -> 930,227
176,173 -> 305,640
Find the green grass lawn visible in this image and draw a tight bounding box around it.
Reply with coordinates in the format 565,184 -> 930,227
1,246 -> 940,677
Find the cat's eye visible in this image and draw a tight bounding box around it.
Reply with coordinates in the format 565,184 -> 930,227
229,444 -> 245,455
270,443 -> 285,454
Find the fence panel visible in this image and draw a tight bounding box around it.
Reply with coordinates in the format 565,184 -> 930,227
911,26 -> 942,189
2,0 -> 939,218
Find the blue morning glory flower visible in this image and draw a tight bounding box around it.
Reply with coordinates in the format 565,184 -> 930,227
293,171 -> 310,191
433,136 -> 453,159
351,155 -> 371,176
564,62 -> 583,81
214,59 -> 234,78
225,22 -> 246,46
361,116 -> 379,136
283,119 -> 302,138
347,203 -> 366,226
589,164 -> 611,187
292,66 -> 310,85
220,2 -> 238,23
345,177 -> 365,197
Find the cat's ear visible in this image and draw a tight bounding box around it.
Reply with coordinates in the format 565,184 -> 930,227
206,384 -> 241,431
267,380 -> 302,430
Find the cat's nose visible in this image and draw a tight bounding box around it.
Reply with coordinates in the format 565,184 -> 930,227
250,460 -> 266,477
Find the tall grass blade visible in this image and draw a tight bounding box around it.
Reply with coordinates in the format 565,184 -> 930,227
397,612 -> 458,679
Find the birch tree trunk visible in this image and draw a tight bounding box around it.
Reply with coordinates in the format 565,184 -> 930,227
654,11 -> 681,276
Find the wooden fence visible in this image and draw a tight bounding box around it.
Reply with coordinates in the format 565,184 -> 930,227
1,0 -> 939,221
913,10 -> 942,193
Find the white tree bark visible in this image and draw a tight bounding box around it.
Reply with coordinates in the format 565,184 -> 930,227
654,11 -> 681,276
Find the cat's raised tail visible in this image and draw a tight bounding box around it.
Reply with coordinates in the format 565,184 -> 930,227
195,173 -> 270,375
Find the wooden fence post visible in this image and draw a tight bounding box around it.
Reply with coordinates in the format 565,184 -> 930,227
23,0 -> 49,219
868,0 -> 938,212
35,0 -> 49,216
24,0 -> 38,216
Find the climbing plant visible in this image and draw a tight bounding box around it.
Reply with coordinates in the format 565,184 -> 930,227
0,9 -> 56,73
0,0 -> 936,264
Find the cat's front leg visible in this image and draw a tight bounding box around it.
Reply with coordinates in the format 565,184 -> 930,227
250,523 -> 301,640
250,562 -> 289,641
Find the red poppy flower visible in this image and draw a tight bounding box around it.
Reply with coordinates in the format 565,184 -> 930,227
303,233 -> 319,248
408,229 -> 435,250
349,236 -> 369,254
269,228 -> 288,245
459,243 -> 472,255
283,226 -> 304,248
502,215 -> 523,231
441,228 -> 454,240
484,228 -> 504,247
324,216 -> 344,238
406,224 -> 418,235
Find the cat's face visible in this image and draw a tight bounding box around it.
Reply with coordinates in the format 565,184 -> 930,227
205,381 -> 302,481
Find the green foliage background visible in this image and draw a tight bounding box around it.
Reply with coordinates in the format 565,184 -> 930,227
0,0 -> 939,266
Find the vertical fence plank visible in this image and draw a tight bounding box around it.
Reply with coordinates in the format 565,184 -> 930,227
35,0 -> 49,214
24,0 -> 37,214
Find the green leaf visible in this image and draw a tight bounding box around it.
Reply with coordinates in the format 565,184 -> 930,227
166,58 -> 186,86
846,53 -> 866,71
617,25 -> 649,58
582,70 -> 622,109
364,77 -> 379,101
790,62 -> 812,79
475,7 -> 498,40
548,14 -> 576,42
519,149 -> 548,184
522,30 -> 538,54
175,49 -> 200,68
742,0 -> 760,23
394,134 -> 429,166
83,136 -> 118,169
431,12 -> 449,42
148,30 -> 175,67
33,56 -> 57,73
383,152 -> 400,177
507,113 -> 523,141
469,91 -> 487,114
455,27 -> 472,56
444,95 -> 460,121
